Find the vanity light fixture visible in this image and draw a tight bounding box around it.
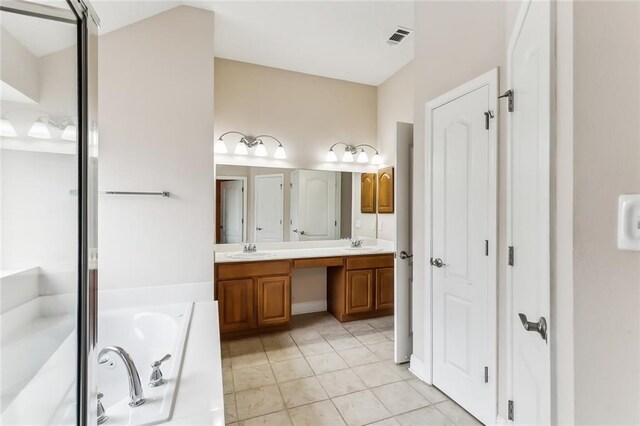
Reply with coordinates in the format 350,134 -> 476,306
27,119 -> 52,139
326,142 -> 382,165
61,124 -> 77,141
0,118 -> 17,137
216,131 -> 287,160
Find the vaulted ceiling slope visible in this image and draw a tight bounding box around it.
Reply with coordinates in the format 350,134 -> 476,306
4,0 -> 414,85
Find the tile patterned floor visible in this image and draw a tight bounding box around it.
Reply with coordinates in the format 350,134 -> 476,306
222,313 -> 482,426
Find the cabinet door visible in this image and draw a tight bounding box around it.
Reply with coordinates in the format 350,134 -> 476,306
346,270 -> 374,314
375,268 -> 394,310
377,167 -> 394,213
218,279 -> 255,333
257,276 -> 291,326
361,173 -> 377,213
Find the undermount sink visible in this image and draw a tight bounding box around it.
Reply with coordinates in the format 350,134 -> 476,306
343,246 -> 384,253
226,251 -> 277,260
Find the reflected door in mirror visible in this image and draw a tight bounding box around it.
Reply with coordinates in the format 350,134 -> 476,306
220,180 -> 244,243
255,174 -> 284,242
290,170 -> 338,241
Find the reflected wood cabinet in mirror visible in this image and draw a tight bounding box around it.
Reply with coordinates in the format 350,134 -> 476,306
361,173 -> 377,213
377,167 -> 394,213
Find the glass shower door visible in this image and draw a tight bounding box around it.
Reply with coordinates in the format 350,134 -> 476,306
0,1 -> 99,424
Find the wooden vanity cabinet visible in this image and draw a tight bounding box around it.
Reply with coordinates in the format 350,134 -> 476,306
215,260 -> 291,337
328,254 -> 394,322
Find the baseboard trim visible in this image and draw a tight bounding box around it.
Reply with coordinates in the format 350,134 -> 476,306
292,300 -> 327,315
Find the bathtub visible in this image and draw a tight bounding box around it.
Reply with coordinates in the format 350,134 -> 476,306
97,302 -> 194,426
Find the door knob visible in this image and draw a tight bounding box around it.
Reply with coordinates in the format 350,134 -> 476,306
430,257 -> 446,268
300,230 -> 305,235
399,251 -> 413,259
518,313 -> 548,342
292,229 -> 298,233
256,227 -> 263,231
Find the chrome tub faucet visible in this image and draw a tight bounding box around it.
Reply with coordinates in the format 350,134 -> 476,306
99,346 -> 146,407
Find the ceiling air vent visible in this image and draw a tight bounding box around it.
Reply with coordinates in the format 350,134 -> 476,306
387,27 -> 412,46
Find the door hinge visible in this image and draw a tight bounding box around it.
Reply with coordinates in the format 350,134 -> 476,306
290,183 -> 293,189
280,184 -> 283,190
484,366 -> 489,383
499,90 -> 514,112
335,221 -> 337,226
484,110 -> 494,130
508,400 -> 514,421
508,246 -> 514,266
484,240 -> 489,256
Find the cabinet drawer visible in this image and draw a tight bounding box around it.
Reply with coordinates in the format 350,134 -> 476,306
293,257 -> 344,269
346,254 -> 394,270
217,260 -> 291,280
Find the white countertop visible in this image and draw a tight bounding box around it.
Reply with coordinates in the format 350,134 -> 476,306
214,239 -> 395,264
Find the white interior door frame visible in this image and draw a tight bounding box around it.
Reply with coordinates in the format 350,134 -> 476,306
423,68 -> 498,402
218,175 -> 247,242
506,0 -> 553,423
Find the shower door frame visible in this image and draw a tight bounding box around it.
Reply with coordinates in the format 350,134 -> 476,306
0,1 -> 100,425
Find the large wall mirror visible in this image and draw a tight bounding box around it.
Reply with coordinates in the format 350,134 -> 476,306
216,165 -> 379,244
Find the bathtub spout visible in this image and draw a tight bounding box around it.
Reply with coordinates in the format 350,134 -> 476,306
99,346 -> 146,407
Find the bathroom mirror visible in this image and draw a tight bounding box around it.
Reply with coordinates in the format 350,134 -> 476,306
215,164 -> 378,244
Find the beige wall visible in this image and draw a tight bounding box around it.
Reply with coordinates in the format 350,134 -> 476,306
98,6 -> 215,290
1,28 -> 39,102
214,58 -> 378,173
572,2 -> 640,423
411,0 -> 507,414
376,61 -> 414,241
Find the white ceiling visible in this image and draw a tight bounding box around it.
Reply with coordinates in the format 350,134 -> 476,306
2,0 -> 414,86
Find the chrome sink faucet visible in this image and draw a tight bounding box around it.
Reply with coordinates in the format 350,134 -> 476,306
350,239 -> 364,248
99,346 -> 146,407
243,243 -> 257,253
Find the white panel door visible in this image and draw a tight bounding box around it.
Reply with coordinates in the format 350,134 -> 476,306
290,170 -> 300,241
255,174 -> 283,242
430,70 -> 497,425
394,122 -> 414,364
220,180 -> 244,243
295,170 -> 337,241
507,0 -> 551,423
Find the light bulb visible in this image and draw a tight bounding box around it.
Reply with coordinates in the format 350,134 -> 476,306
234,141 -> 249,155
326,149 -> 338,162
28,120 -> 51,139
371,153 -> 383,165
274,145 -> 286,159
356,149 -> 369,163
0,118 -> 17,137
61,124 -> 77,141
214,138 -> 228,154
254,141 -> 268,157
342,148 -> 354,163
